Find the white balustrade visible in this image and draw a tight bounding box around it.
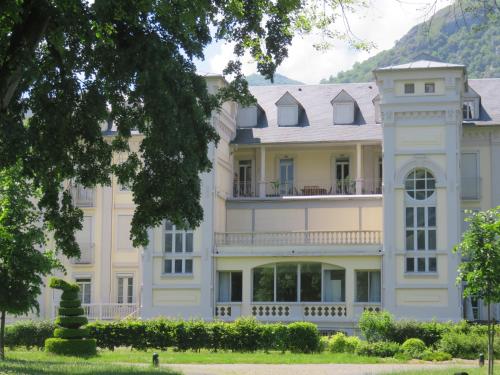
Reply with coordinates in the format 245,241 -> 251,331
54,303 -> 140,320
215,231 -> 382,247
303,304 -> 347,318
249,303 -> 348,321
215,303 -> 242,321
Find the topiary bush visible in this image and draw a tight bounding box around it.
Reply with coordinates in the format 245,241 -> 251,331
45,277 -> 96,356
400,338 -> 426,359
286,322 -> 320,353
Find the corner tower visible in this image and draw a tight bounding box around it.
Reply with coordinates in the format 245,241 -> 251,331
374,61 -> 465,321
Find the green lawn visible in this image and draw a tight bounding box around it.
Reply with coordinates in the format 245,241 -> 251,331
3,348 -> 400,365
389,368 -> 500,375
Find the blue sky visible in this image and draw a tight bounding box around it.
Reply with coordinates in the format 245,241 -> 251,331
195,0 -> 452,84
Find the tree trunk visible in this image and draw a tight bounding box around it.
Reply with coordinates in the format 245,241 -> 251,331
0,310 -> 5,361
492,317 -> 495,375
488,303 -> 493,375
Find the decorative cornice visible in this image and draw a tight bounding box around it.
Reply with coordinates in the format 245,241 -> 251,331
395,110 -> 443,119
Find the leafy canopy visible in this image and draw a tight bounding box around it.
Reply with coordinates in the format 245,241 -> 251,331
0,0 -> 367,251
454,208 -> 500,304
0,165 -> 60,317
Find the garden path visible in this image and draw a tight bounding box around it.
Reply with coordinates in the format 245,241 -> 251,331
165,362 -> 477,375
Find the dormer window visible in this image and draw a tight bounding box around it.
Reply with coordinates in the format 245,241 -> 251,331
424,82 -> 435,93
276,92 -> 301,127
404,83 -> 415,94
331,89 -> 356,125
237,105 -> 258,128
463,100 -> 475,120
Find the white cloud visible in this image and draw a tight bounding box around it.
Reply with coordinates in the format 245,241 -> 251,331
200,0 -> 453,83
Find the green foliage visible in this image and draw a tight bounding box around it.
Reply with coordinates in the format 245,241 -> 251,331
358,310 -> 394,342
286,322 -> 321,353
356,341 -> 401,357
4,320 -> 54,350
326,332 -> 361,353
420,350 -> 452,361
321,3 -> 500,83
54,328 -> 89,339
59,300 -> 82,309
400,338 -> 426,359
46,278 -> 95,356
44,338 -> 97,356
438,330 -> 500,359
57,307 -> 85,317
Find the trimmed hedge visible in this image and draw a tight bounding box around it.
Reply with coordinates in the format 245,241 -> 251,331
60,300 -> 82,308
54,316 -> 89,329
45,338 -> 96,356
54,328 -> 90,339
5,320 -> 54,350
356,341 -> 401,357
58,307 -> 85,316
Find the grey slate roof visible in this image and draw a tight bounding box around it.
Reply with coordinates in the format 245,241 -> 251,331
233,78 -> 500,145
374,60 -> 465,71
233,82 -> 382,145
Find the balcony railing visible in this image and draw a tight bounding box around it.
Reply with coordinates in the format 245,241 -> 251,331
232,178 -> 382,198
53,303 -> 140,320
71,185 -> 95,207
461,177 -> 481,200
251,303 -> 348,321
69,243 -> 94,264
215,231 -> 382,247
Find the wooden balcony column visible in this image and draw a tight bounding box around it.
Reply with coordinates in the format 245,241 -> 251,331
259,146 -> 266,197
356,143 -> 363,195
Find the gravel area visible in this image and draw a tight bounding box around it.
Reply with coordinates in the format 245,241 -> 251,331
165,363 -> 478,375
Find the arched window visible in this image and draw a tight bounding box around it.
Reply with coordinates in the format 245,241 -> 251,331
404,168 -> 437,273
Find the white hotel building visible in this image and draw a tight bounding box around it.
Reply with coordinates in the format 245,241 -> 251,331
33,60 -> 500,332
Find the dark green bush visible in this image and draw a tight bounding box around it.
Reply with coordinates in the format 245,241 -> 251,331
358,310 -> 394,343
260,323 -> 288,353
230,317 -> 262,352
356,341 -> 400,357
60,291 -> 78,300
5,320 -> 54,349
58,307 -> 85,316
54,328 -> 89,339
45,338 -> 96,356
59,299 -> 81,308
400,338 -> 426,359
145,319 -> 175,350
286,322 -> 320,353
54,316 -> 88,329
438,330 -> 500,359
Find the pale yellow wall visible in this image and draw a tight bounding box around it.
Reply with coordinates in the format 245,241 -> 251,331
394,79 -> 445,96
361,207 -> 383,231
396,288 -> 448,307
309,207 -> 359,231
396,126 -> 446,150
227,209 -> 252,232
153,289 -> 201,307
254,208 -> 304,232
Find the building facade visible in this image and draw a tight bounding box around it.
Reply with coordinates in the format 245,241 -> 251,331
29,61 -> 500,331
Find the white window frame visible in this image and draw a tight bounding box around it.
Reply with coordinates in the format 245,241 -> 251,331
404,168 -> 438,274
163,221 -> 194,275
463,100 -> 475,120
75,277 -> 92,304
404,83 -> 415,94
355,270 -> 381,303
117,274 -> 134,304
277,104 -> 299,127
217,271 -> 243,303
424,82 -> 435,93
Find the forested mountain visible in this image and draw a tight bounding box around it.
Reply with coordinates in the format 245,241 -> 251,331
246,73 -> 303,86
321,3 -> 500,83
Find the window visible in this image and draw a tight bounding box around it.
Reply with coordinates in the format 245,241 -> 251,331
237,105 -> 258,128
117,276 -> 133,304
164,221 -> 194,275
218,271 -> 242,302
236,160 -> 252,197
333,102 -> 355,124
335,157 -> 353,194
278,105 -> 299,126
355,271 -> 381,302
405,168 -> 437,273
463,100 -> 475,120
461,152 -> 480,199
424,82 -> 435,93
470,297 -> 480,320
279,158 -> 294,195
404,83 -> 415,94
76,278 -> 91,304
252,263 -> 337,303
405,168 -> 435,200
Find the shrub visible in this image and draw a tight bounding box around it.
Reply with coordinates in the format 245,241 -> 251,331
328,333 -> 361,353
145,319 -> 175,350
421,350 -> 452,361
260,323 -> 287,353
59,300 -> 81,308
286,322 -> 320,353
358,310 -> 394,342
45,338 -> 96,356
401,338 -> 426,359
230,317 -> 261,352
5,320 -> 54,349
356,341 -> 400,357
438,331 -> 489,359
45,277 -> 96,356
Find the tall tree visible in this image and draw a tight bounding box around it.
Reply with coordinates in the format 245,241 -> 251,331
454,208 -> 500,375
0,165 -> 60,360
0,0 -> 369,252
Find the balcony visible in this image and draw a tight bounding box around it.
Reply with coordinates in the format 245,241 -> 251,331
71,185 -> 95,207
233,178 -> 382,199
53,303 -> 140,320
69,243 -> 94,265
215,302 -> 382,322
215,230 -> 382,247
